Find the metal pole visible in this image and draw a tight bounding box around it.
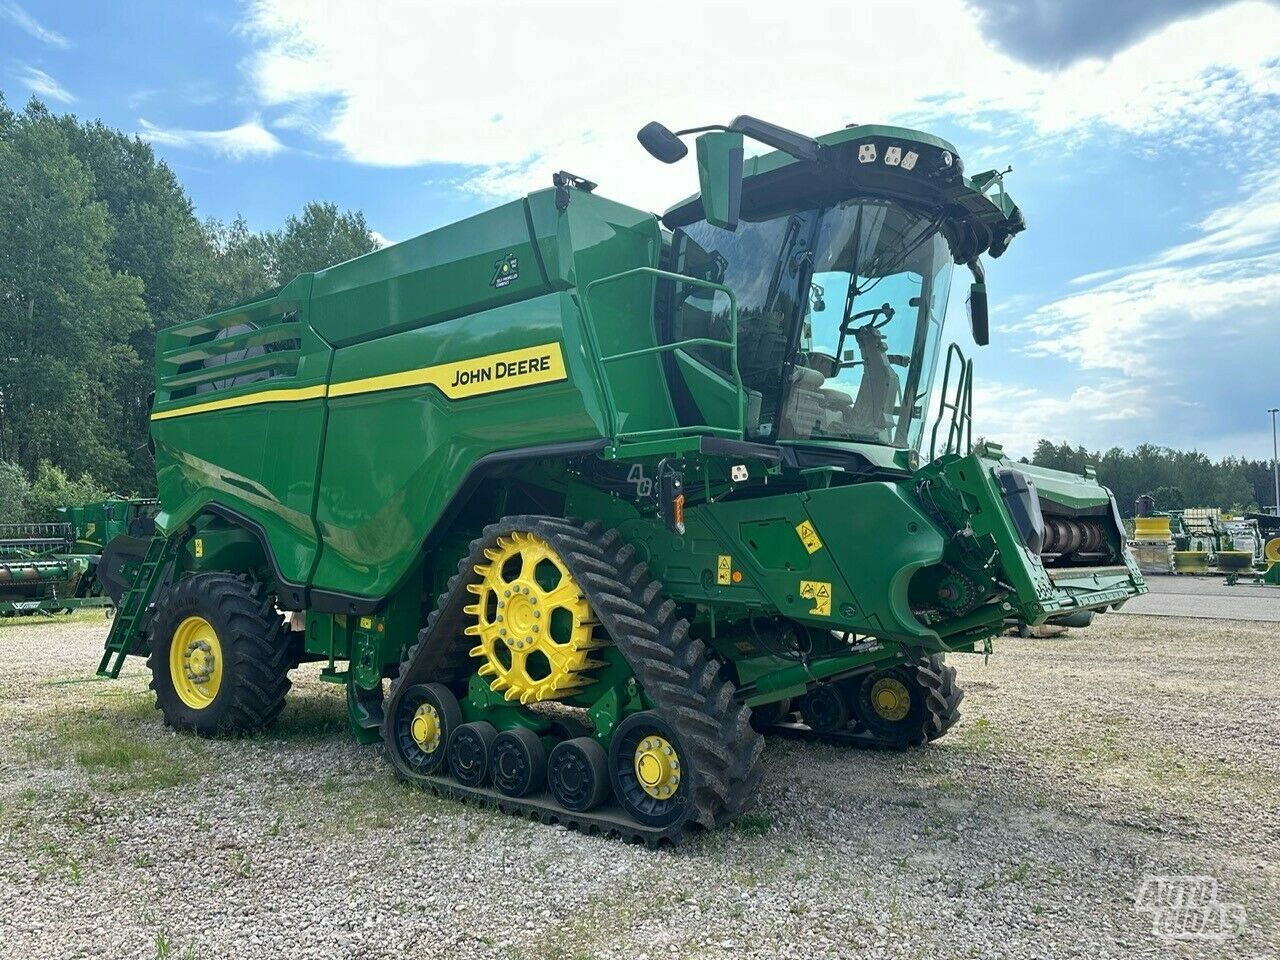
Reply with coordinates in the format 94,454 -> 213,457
1270,408 -> 1279,516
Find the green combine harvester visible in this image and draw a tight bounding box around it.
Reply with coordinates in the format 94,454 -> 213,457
0,499 -> 155,616
97,116 -> 1145,842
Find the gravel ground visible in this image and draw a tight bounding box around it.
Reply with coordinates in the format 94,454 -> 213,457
1,611 -> 1277,960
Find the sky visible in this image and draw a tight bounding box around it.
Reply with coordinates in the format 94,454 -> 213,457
2,0 -> 1279,461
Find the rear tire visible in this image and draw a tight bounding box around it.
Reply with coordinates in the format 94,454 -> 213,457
147,573 -> 290,736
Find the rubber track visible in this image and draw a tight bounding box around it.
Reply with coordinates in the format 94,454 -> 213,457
148,573 -> 292,735
381,516 -> 764,846
772,654 -> 964,751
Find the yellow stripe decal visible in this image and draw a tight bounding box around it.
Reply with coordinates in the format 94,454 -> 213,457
151,342 -> 567,420
150,384 -> 327,421
329,342 -> 567,400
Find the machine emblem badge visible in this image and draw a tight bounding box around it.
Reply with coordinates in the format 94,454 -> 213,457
491,253 -> 520,288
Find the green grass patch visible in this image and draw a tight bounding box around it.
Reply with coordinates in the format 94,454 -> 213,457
733,812 -> 772,836
0,609 -> 111,629
20,690 -> 206,794
265,690 -> 348,740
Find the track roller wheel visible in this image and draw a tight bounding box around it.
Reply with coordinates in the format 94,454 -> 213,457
609,711 -> 695,829
799,682 -> 851,733
749,697 -> 793,731
389,683 -> 461,776
548,737 -> 610,812
492,727 -> 547,798
448,721 -> 497,787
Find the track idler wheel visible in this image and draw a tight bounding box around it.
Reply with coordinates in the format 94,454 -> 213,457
548,737 -> 611,812
448,720 -> 497,787
799,683 -> 851,733
390,683 -> 461,776
852,655 -> 963,747
492,727 -> 547,798
608,711 -> 695,829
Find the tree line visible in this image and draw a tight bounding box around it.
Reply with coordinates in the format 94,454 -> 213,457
1025,439 -> 1277,517
0,95 -> 377,519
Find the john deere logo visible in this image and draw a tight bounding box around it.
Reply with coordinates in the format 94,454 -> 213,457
491,253 -> 519,288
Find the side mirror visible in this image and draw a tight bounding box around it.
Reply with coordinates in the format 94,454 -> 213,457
695,131 -> 743,231
967,282 -> 989,346
637,121 -> 688,164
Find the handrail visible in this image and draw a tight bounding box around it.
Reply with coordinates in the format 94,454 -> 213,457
929,343 -> 973,462
581,267 -> 743,444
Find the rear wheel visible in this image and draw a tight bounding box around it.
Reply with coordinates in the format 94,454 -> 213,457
146,573 -> 290,736
749,697 -> 793,731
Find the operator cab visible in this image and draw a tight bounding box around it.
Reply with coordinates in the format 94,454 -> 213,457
654,122 -> 1024,459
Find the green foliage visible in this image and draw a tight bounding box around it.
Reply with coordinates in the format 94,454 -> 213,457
202,202 -> 377,312
0,460 -> 30,520
271,201 -> 378,282
0,98 -> 149,487
1030,439 -> 1273,515
0,93 -> 377,513
1150,485 -> 1186,511
202,214 -> 276,311
26,460 -> 109,523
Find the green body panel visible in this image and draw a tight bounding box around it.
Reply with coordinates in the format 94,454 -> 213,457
57,498 -> 156,553
116,118 -> 1144,744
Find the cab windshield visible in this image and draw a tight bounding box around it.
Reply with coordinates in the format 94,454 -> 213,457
668,199 -> 955,450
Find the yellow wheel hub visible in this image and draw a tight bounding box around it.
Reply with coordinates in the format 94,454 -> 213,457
465,531 -> 603,704
169,615 -> 223,710
634,735 -> 681,800
411,703 -> 441,753
870,677 -> 911,722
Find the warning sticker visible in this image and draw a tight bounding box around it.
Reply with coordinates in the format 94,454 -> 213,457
799,580 -> 832,617
717,555 -> 733,586
795,520 -> 824,554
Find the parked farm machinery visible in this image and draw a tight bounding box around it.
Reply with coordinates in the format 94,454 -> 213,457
94,115 -> 1145,843
0,499 -> 156,617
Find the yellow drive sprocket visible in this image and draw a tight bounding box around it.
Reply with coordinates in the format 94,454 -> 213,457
464,531 -> 605,704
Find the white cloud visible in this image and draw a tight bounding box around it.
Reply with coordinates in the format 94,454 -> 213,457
17,65 -> 74,104
241,0 -> 1280,205
985,231 -> 1280,457
370,230 -> 394,248
0,2 -> 70,49
137,117 -> 285,160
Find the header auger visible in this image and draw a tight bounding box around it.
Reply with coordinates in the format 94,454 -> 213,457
96,114 -> 1144,844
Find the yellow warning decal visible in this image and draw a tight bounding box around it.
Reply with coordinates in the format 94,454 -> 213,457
717,555 -> 733,586
329,342 -> 567,401
799,580 -> 832,617
795,520 -> 823,554
359,616 -> 373,629
193,538 -> 204,558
